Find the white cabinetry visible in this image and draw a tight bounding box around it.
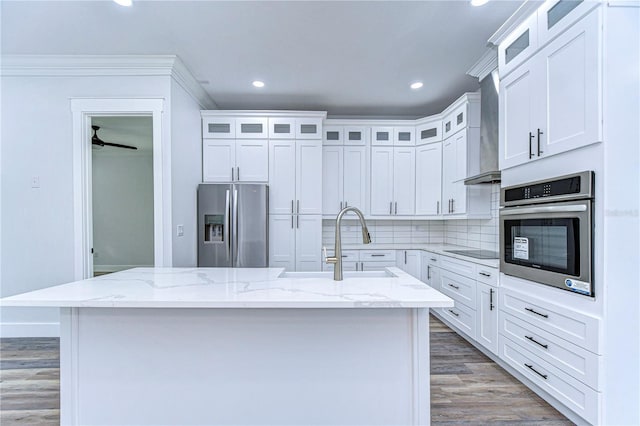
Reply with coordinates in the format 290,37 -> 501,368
203,139 -> 268,183
396,250 -> 421,279
416,142 -> 443,215
476,282 -> 498,354
371,126 -> 415,146
440,94 -> 490,217
236,117 -> 268,139
370,146 -> 415,216
416,117 -> 442,145
421,253 -> 440,288
322,145 -> 367,216
499,7 -> 602,170
296,140 -> 323,215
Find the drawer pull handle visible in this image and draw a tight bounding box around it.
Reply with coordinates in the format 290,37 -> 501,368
448,309 -> 459,317
525,335 -> 548,349
525,307 -> 549,318
525,363 -> 548,380
341,255 -> 348,258
448,283 -> 460,290
489,288 -> 494,311
479,271 -> 491,277
430,258 -> 437,262
370,254 -> 386,257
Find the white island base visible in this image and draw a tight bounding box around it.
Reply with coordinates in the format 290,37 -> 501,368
61,307 -> 430,425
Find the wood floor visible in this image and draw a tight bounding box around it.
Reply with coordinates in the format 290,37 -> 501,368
0,315 -> 572,425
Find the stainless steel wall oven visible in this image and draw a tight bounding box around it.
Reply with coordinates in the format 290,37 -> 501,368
500,171 -> 594,297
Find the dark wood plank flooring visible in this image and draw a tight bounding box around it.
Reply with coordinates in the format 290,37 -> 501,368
0,315 -> 572,425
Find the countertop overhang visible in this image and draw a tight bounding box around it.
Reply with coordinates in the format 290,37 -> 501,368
0,267 -> 454,309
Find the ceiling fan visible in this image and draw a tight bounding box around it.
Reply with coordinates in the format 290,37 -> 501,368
91,125 -> 137,150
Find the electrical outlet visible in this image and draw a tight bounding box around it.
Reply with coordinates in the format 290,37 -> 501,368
31,176 -> 40,188
177,225 -> 184,237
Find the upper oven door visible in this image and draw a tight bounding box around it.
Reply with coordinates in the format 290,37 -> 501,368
499,199 -> 593,296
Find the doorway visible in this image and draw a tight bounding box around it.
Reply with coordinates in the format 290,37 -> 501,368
90,116 -> 154,276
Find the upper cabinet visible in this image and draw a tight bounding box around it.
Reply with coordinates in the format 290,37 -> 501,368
371,126 -> 416,146
203,139 -> 268,182
416,117 -> 443,145
202,116 -> 236,139
370,146 -> 416,216
236,117 -> 268,139
499,7 -> 602,170
498,0 -> 599,78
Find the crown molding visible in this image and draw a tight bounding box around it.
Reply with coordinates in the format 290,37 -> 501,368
201,110 -> 327,118
487,0 -> 542,47
466,47 -> 498,81
1,54 -> 216,109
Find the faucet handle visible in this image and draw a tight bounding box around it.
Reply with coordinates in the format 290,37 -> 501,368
323,246 -> 337,265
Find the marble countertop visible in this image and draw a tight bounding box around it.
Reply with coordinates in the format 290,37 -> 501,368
0,267 -> 454,309
336,243 -> 500,268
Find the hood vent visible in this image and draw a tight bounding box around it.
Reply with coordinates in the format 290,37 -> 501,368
465,59 -> 501,185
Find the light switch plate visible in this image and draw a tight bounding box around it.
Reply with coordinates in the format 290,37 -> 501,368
177,225 -> 184,237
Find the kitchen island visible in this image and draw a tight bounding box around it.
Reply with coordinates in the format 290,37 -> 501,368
1,267 -> 453,425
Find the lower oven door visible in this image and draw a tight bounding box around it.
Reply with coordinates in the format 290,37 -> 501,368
499,199 -> 593,296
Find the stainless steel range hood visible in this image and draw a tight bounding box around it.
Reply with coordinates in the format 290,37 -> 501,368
464,71 -> 501,185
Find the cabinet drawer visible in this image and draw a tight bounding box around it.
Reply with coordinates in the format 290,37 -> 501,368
202,117 -> 236,139
500,336 -> 600,425
359,250 -> 395,261
476,266 -> 498,286
322,262 -> 358,273
439,255 -> 477,279
440,270 -> 476,309
424,252 -> 440,267
360,260 -> 396,271
500,288 -> 601,353
438,301 -> 476,339
500,312 -> 601,390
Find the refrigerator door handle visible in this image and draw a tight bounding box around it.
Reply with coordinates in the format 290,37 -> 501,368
225,189 -> 231,261
233,189 -> 239,265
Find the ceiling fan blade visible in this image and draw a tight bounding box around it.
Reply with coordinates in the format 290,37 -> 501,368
100,141 -> 138,150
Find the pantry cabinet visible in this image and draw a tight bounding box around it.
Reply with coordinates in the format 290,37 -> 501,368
268,214 -> 322,271
416,142 -> 442,215
499,7 -> 602,170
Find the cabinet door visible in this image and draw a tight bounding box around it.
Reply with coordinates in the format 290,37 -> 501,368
371,126 -> 393,146
538,9 -> 602,158
394,127 -> 416,146
476,282 -> 498,355
397,250 -> 421,279
323,125 -> 343,145
203,139 -> 235,182
442,137 -> 456,213
423,264 -> 441,289
416,119 -> 442,145
393,147 -> 416,215
322,146 -> 344,216
498,14 -> 538,77
499,63 -> 539,170
295,215 -> 322,271
202,117 -> 236,139
370,147 -> 394,215
361,260 -> 396,272
235,139 -> 268,182
268,214 -> 296,271
451,131 -> 467,214
296,140 -> 323,215
344,126 -> 367,145
295,118 -> 323,139
268,140 -> 296,214
236,117 -> 268,139
268,117 -> 296,139
416,142 -> 442,215
343,146 -> 367,212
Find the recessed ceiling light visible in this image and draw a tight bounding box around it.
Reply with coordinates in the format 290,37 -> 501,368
471,0 -> 489,6
410,82 -> 424,90
252,80 -> 265,88
113,0 -> 132,6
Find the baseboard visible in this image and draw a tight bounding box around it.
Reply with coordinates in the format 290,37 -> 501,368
0,322 -> 60,338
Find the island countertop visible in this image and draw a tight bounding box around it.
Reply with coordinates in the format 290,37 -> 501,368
0,267 -> 454,309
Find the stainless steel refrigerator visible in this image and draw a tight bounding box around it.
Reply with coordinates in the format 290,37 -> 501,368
197,183 -> 268,267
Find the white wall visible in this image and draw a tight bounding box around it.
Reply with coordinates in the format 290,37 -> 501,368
0,74 -> 171,336
92,150 -> 154,271
169,79 -> 204,267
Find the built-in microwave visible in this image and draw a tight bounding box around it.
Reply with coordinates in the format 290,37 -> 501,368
499,171 -> 594,297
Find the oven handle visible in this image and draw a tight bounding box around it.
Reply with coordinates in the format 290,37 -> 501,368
500,205 -> 587,216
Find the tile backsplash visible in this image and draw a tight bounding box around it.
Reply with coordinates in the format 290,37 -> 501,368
321,184 -> 500,252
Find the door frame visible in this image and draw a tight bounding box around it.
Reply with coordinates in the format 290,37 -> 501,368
71,98 -> 168,279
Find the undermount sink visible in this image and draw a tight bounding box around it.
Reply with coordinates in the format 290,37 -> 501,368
279,270 -> 396,279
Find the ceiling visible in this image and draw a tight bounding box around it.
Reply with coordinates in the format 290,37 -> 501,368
1,0 -> 523,118
92,116 -> 153,152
